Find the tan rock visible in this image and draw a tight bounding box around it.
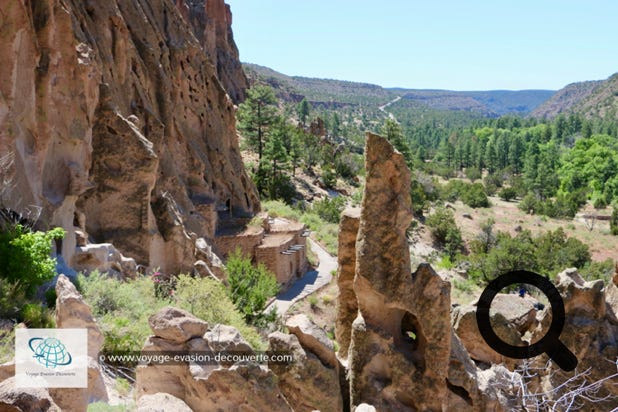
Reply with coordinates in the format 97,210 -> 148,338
55,275 -> 104,358
452,304 -> 525,369
48,360 -> 107,412
286,314 -> 337,369
0,378 -> 60,412
0,362 -> 14,384
268,332 -> 343,412
489,293 -> 538,334
148,307 -> 209,343
137,393 -> 192,412
335,207 -> 361,359
347,133 -> 452,411
137,307 -> 291,411
204,324 -> 253,366
71,243 -> 137,279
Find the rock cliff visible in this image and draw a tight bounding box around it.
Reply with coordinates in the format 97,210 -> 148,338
0,0 -> 258,275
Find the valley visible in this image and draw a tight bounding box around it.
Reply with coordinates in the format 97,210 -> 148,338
0,0 -> 617,411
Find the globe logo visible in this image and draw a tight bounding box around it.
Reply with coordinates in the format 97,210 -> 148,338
28,337 -> 73,368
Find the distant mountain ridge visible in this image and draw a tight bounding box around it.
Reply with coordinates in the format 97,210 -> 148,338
244,63 -> 555,116
532,73 -> 618,119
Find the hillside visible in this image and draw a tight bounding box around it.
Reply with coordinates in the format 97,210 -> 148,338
532,73 -> 618,119
244,63 -> 555,116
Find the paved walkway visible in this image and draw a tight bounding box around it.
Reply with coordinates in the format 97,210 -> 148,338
265,238 -> 337,316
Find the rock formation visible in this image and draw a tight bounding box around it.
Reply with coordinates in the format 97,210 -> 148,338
335,207 -> 360,359
0,0 -> 258,276
268,331 -> 343,412
174,0 -> 248,103
136,306 -> 292,411
0,274 -> 108,411
344,133 -> 450,410
526,268 -> 618,410
51,274 -> 108,411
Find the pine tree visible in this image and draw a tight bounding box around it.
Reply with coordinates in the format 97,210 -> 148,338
237,85 -> 278,160
297,98 -> 310,126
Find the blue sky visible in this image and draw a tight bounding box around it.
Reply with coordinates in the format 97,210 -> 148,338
225,0 -> 618,91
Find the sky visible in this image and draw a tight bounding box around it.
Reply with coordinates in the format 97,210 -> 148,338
225,0 -> 618,91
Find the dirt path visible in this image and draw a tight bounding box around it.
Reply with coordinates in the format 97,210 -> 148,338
265,238 -> 337,316
379,95 -> 402,121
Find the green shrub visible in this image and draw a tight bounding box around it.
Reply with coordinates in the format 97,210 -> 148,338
498,187 -> 517,202
0,226 -> 65,295
426,207 -> 463,258
462,183 -> 489,208
225,249 -> 279,324
611,208 -> 618,235
0,328 -> 14,363
312,196 -> 346,224
79,272 -> 165,353
174,275 -> 265,349
518,193 -> 540,214
580,259 -> 615,284
21,303 -> 55,328
0,278 -> 26,319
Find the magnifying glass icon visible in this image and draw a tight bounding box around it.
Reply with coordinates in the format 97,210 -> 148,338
475,270 -> 578,372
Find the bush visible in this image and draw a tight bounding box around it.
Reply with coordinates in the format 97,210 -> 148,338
612,208 -> 618,235
312,196 -> 345,224
80,272 -> 167,353
426,207 -> 463,258
462,183 -> 489,208
0,278 -> 26,319
21,303 -> 55,328
518,193 -> 540,214
0,225 -> 65,295
498,187 -> 517,201
225,248 -> 279,324
174,275 -> 265,349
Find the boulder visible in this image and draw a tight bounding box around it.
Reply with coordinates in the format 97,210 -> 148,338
286,314 -> 337,368
148,307 -> 209,343
0,362 -> 15,383
0,378 -> 60,411
204,324 -> 253,366
55,274 -> 104,358
335,207 -> 361,359
452,304 -> 525,369
71,243 -> 137,279
268,332 -> 343,412
53,275 -> 108,410
490,293 -> 539,334
137,393 -> 192,412
136,307 -> 291,411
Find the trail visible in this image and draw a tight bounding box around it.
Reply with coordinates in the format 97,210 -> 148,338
378,95 -> 402,122
264,238 -> 337,316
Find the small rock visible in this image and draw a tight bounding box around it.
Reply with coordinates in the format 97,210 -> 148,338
148,307 -> 209,343
137,393 -> 192,412
286,314 -> 336,368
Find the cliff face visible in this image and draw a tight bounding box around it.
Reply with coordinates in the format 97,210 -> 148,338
174,0 -> 248,103
0,0 -> 258,273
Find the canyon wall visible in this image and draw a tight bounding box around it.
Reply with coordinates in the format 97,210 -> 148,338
0,0 -> 258,274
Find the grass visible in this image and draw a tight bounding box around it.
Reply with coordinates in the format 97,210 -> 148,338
0,328 -> 14,363
79,271 -> 266,353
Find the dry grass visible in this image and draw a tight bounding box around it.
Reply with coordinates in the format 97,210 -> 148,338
451,196 -> 618,262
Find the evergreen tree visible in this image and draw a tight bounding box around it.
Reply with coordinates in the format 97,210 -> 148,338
383,119 -> 413,168
297,98 -> 310,126
237,85 -> 278,160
